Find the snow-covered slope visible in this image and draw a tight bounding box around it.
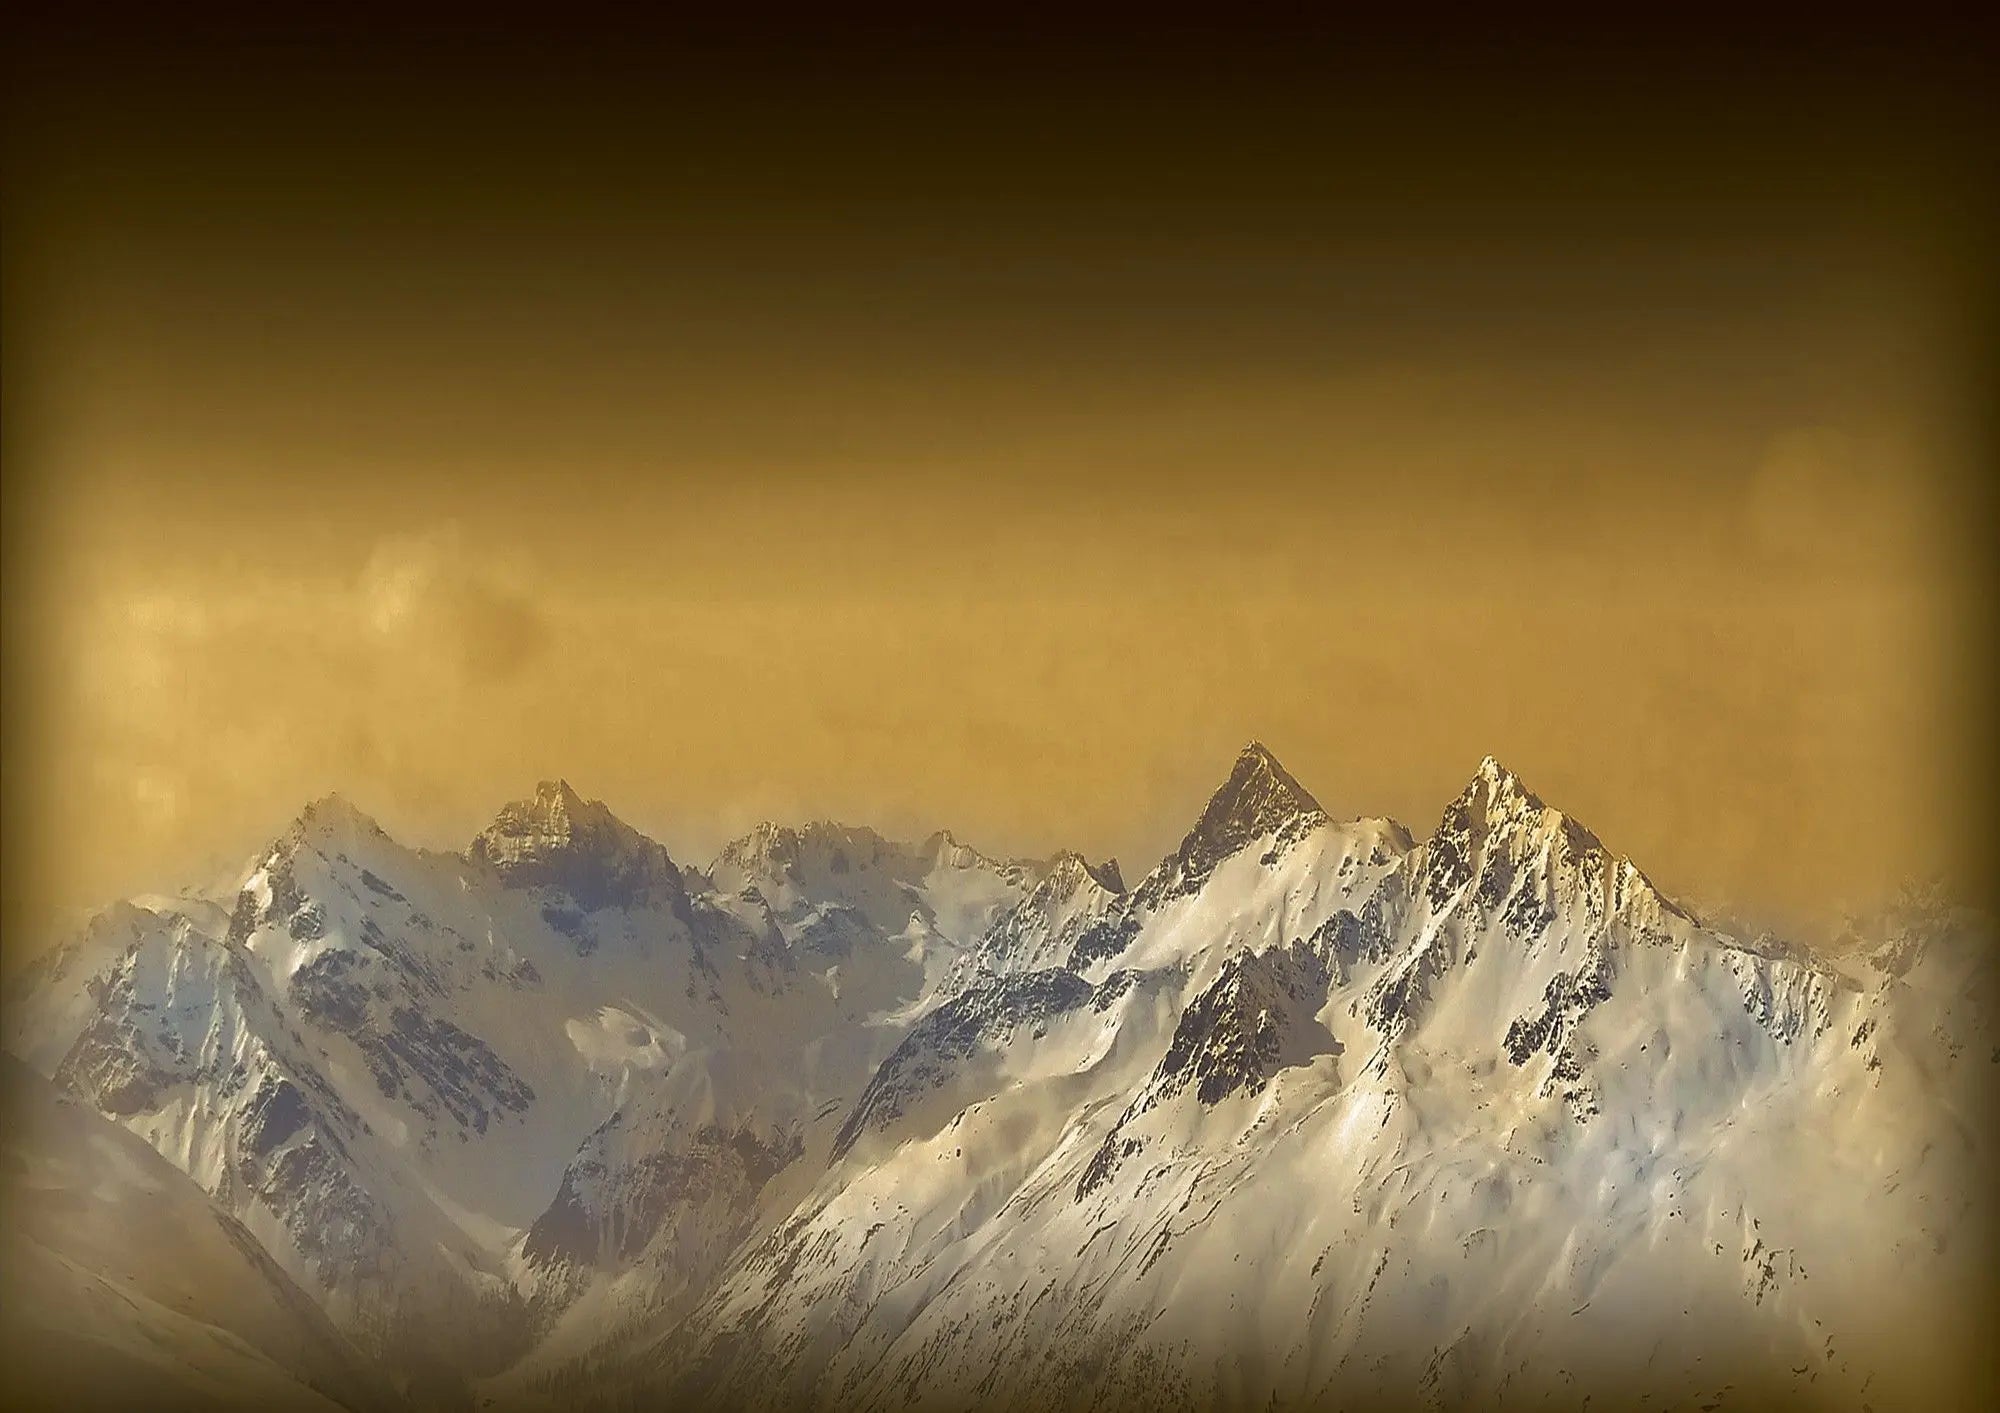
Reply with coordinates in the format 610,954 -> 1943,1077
489,816 -> 1057,1396
2,896 -> 229,1073
2,781 -> 1055,1405
0,1055 -> 400,1412
595,753 -> 1996,1413
709,820 -> 1048,1013
961,850 -> 1127,977
3,749 -> 1991,1412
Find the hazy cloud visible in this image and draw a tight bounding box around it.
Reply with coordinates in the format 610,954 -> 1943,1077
359,524 -> 549,683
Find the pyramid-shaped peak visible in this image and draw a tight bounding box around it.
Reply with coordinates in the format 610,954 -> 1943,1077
1427,758 -> 1585,861
1159,741 -> 1327,883
1439,754 -> 1629,867
1207,741 -> 1324,829
519,778 -> 595,822
1458,755 -> 1546,819
1240,739 -> 1288,772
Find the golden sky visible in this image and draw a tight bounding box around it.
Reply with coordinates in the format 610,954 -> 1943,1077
4,26 -> 1993,951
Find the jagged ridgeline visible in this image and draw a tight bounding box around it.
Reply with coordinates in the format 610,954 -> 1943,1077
3,749 -> 1993,1412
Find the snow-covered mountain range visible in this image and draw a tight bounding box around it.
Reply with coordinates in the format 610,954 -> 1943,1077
3,747 -> 1992,1412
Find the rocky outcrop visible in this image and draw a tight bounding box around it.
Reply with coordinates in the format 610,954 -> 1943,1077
471,780 -> 690,920
831,968 -> 1096,1161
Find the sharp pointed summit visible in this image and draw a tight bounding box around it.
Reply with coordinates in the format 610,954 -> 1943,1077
1435,755 -> 1621,859
1414,754 -> 1694,932
1454,754 -> 1549,830
1196,741 -> 1325,843
1139,742 -> 1331,901
477,780 -> 622,845
254,793 -> 388,881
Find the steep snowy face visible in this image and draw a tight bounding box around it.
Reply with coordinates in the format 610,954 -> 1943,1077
1411,755 -> 1688,944
830,967 -> 1102,1163
43,906 -> 525,1385
615,762 -> 1980,1413
2,899 -> 224,1073
11,784 -> 834,1393
965,850 -> 1128,977
1836,882 -> 1998,1161
226,802 -> 557,1153
1063,744 -> 1412,980
1324,757 -> 1846,1140
470,780 -> 689,918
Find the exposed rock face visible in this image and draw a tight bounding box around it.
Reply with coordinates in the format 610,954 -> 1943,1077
1147,939 -> 1335,1108
1078,939 -> 1339,1198
967,849 -> 1128,977
830,967 -> 1097,1161
1418,755 -> 1666,934
248,830 -> 539,1135
1066,742 -> 1360,974
524,1109 -> 801,1277
1157,740 -> 1328,898
471,780 -> 690,918
46,921 -> 437,1331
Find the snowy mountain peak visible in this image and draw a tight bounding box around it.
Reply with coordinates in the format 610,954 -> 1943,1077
248,794 -> 391,886
469,782 -> 682,913
1437,755 -> 1597,853
1463,753 -> 1545,822
1203,741 -> 1325,838
516,778 -> 589,830
289,792 -> 386,843
1413,755 -> 1700,938
476,780 -> 634,852
6,748 -> 1993,1413
1179,741 -> 1327,863
1088,742 -> 1338,928
535,775 -> 585,810
1046,850 -> 1126,896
